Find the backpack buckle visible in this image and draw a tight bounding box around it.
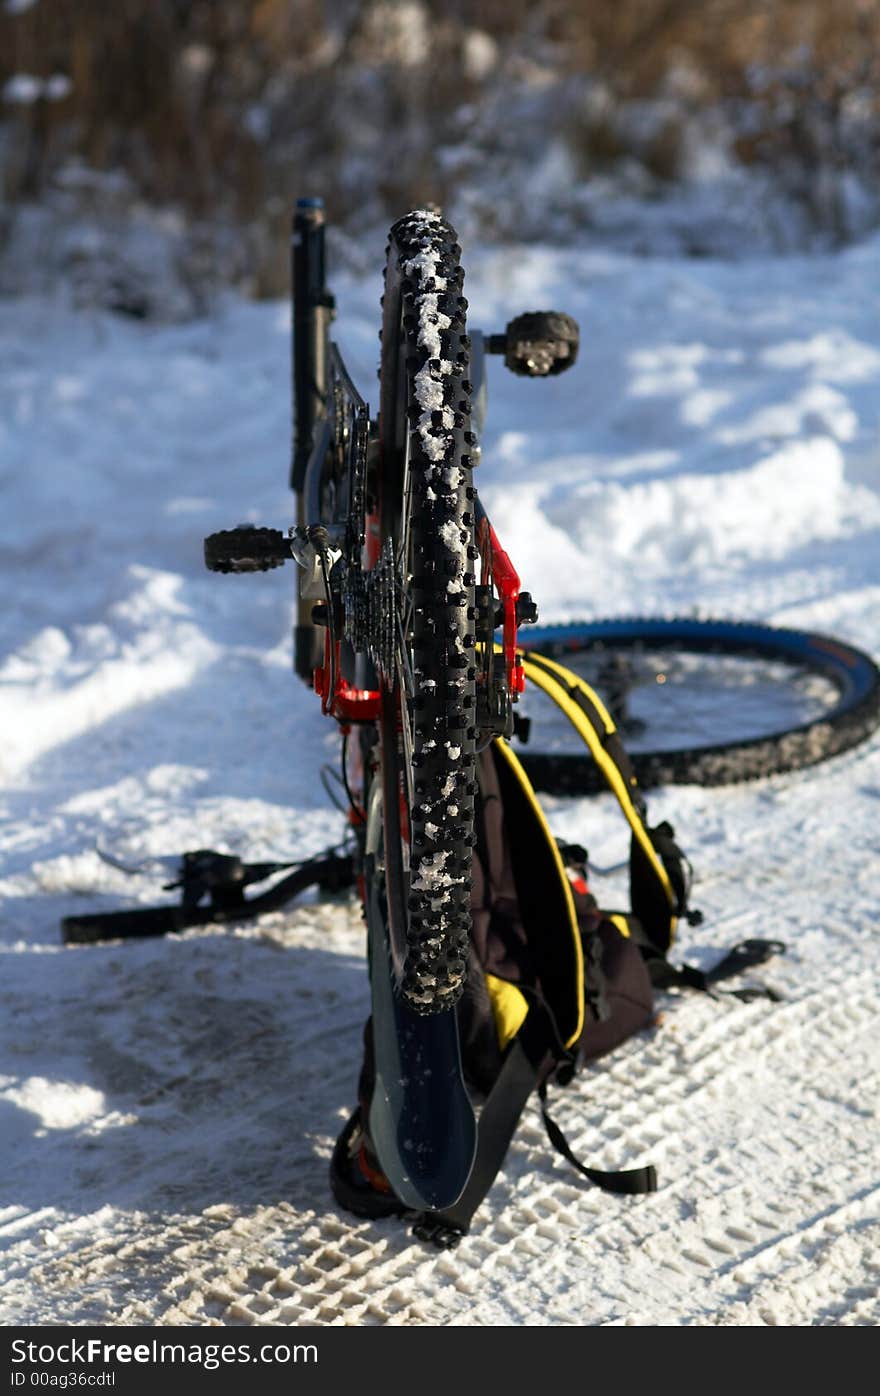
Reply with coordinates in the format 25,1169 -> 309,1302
411,1215 -> 467,1250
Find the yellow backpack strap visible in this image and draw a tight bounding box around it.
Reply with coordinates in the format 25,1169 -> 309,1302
490,738 -> 585,1050
518,650 -> 680,949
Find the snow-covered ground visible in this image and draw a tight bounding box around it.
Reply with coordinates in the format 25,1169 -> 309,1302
1,228 -> 878,1326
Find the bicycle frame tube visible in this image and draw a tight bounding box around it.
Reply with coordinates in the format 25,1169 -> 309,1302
475,496 -> 525,695
291,198 -> 331,492
291,197 -> 333,681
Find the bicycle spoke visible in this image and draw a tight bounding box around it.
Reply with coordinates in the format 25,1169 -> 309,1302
395,612 -> 416,822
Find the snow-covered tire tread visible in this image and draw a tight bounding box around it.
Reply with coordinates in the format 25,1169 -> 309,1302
379,210 -> 478,1013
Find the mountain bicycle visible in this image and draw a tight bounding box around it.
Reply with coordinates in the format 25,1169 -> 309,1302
201,198 -> 880,1210
203,200 -> 578,1207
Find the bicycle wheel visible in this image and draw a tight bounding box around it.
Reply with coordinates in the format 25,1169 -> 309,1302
516,617 -> 880,792
375,210 -> 478,1014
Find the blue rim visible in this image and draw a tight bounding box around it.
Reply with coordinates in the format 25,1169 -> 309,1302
521,617 -> 879,707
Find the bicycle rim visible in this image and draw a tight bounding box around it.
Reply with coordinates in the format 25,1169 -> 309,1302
516,617 -> 880,791
376,210 -> 478,1013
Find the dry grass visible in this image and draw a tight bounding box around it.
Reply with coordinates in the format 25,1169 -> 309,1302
3,1 -> 880,292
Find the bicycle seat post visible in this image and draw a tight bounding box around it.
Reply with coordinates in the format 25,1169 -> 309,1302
291,196 -> 334,681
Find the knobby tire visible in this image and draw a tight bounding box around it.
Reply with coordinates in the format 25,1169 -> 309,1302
377,211 -> 478,1014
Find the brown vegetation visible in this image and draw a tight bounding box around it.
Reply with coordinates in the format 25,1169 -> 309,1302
3,1 -> 880,294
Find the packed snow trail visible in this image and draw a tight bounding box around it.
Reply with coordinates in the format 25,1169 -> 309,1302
0,232 -> 878,1325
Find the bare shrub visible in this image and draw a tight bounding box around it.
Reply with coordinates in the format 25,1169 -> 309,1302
3,0 -> 880,305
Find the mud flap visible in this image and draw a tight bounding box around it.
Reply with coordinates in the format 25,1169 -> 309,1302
363,838 -> 476,1214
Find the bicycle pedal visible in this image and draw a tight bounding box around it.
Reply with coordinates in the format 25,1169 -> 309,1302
515,591 -> 539,625
204,526 -> 290,573
488,311 -> 580,377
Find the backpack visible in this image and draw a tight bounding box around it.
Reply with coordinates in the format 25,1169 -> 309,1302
330,651 -> 785,1249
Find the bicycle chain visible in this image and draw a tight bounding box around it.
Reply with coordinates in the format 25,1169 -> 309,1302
348,406 -> 370,555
